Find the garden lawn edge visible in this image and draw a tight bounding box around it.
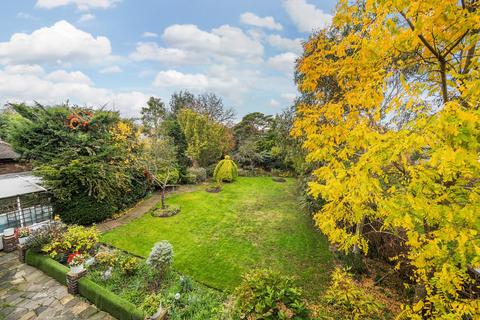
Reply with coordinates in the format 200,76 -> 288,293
25,250 -> 69,285
25,250 -> 145,320
79,277 -> 145,320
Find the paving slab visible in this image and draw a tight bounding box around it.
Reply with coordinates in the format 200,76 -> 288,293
0,251 -> 116,320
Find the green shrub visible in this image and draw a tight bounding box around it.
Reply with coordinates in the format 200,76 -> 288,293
119,256 -> 139,275
213,155 -> 238,183
25,250 -> 69,285
185,167 -> 207,184
179,276 -> 193,293
146,241 -> 173,276
324,267 -> 383,319
95,251 -> 118,267
78,277 -> 144,320
140,293 -> 163,317
42,225 -> 99,259
55,194 -> 117,225
233,268 -> 308,319
54,171 -> 151,226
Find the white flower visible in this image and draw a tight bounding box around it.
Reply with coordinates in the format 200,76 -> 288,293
174,293 -> 181,300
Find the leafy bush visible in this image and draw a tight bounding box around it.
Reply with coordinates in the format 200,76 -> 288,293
179,276 -> 193,293
55,193 -> 117,225
237,168 -> 249,177
120,256 -> 139,275
185,167 -> 207,184
42,225 -> 99,259
213,155 -> 238,183
146,241 -> 173,276
95,251 -> 118,267
2,104 -> 151,226
140,293 -> 163,317
324,267 -> 383,319
24,222 -> 65,252
233,268 -> 308,319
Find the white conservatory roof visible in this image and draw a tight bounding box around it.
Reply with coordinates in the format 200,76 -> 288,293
0,172 -> 46,199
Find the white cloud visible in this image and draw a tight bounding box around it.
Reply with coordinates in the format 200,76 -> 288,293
153,70 -> 209,89
142,32 -> 158,38
269,98 -> 280,108
130,43 -> 191,65
36,0 -> 120,11
0,66 -> 149,117
0,20 -> 111,65
267,35 -> 303,55
107,91 -> 151,116
4,64 -> 45,75
267,52 -> 298,73
153,69 -> 243,93
240,12 -> 282,30
78,13 -> 95,22
99,65 -> 122,74
162,24 -> 264,63
17,12 -> 33,19
44,70 -> 92,84
283,0 -> 332,32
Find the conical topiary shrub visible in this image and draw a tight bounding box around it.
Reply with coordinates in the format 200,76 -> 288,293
213,155 -> 238,183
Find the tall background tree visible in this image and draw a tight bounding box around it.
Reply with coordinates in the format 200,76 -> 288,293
177,108 -> 233,168
293,0 -> 479,317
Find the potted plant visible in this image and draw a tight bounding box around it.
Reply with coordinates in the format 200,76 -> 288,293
15,227 -> 31,245
68,252 -> 85,273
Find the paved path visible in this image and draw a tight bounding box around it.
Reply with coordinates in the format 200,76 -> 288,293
98,185 -> 199,233
0,252 -> 114,320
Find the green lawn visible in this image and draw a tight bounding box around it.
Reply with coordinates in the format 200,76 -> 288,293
101,177 -> 332,297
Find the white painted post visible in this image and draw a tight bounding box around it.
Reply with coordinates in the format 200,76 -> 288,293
16,196 -> 24,227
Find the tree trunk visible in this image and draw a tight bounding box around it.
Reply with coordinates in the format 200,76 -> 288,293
353,217 -> 366,255
161,188 -> 166,209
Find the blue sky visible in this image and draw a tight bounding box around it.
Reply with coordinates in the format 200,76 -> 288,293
0,0 -> 336,118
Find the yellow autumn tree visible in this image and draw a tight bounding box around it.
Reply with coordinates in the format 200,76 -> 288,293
293,0 -> 479,318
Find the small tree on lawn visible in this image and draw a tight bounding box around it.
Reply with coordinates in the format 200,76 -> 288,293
143,136 -> 179,209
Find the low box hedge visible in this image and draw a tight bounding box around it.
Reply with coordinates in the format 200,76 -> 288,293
25,250 -> 69,285
25,250 -> 145,320
78,278 -> 144,320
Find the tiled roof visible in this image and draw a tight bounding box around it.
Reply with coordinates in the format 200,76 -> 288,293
0,140 -> 20,160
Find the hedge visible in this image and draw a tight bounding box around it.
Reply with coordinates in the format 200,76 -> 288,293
25,251 -> 144,320
78,278 -> 144,320
25,250 -> 69,285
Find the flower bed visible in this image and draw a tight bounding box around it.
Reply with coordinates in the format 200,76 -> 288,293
23,222 -> 226,319
86,246 -> 227,319
25,250 -> 144,320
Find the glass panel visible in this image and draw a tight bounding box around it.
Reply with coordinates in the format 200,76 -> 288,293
0,213 -> 8,233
